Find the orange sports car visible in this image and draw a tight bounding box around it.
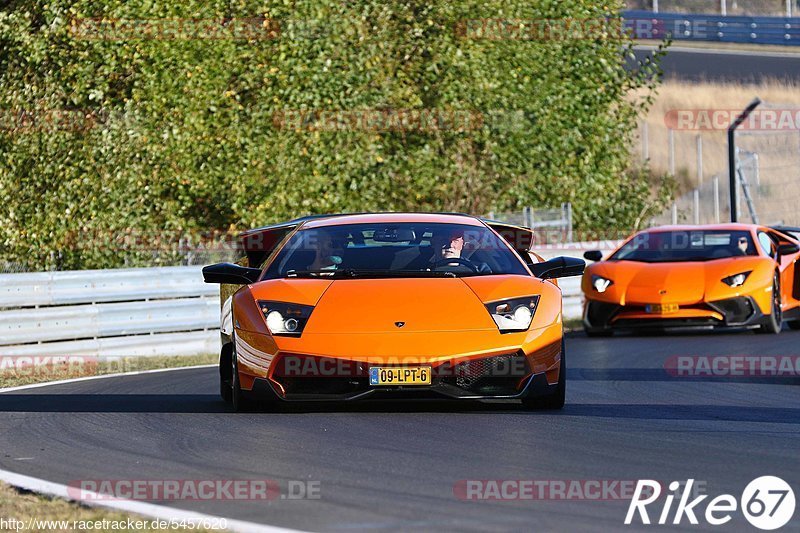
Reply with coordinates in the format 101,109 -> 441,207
203,213 -> 584,411
581,224 -> 800,336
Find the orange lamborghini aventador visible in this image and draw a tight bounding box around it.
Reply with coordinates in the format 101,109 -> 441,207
203,213 -> 584,411
581,224 -> 800,336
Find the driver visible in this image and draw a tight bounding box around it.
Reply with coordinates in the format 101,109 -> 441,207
428,229 -> 491,273
430,229 -> 465,262
733,235 -> 750,256
309,231 -> 345,271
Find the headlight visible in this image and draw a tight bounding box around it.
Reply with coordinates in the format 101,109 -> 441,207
722,271 -> 752,288
257,301 -> 314,336
485,296 -> 540,333
592,275 -> 613,293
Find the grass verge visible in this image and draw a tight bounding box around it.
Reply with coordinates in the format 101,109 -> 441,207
0,482 -> 220,532
0,353 -> 218,389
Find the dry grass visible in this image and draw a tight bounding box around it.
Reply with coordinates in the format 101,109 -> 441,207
0,353 -> 218,389
0,482 -> 220,532
633,78 -> 800,188
630,79 -> 800,225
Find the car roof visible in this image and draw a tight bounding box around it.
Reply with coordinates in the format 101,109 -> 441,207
643,223 -> 760,233
300,212 -> 485,229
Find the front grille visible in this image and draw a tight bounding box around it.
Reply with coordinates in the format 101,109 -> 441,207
708,296 -> 756,325
438,353 -> 529,396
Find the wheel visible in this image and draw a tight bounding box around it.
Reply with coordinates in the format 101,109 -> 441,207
219,344 -> 233,403
521,339 -> 566,410
231,344 -> 256,412
757,273 -> 782,334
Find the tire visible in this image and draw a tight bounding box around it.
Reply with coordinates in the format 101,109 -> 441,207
219,344 -> 233,403
757,273 -> 782,335
231,344 -> 256,412
521,339 -> 566,410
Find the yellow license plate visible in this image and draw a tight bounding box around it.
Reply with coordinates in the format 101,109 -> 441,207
646,303 -> 679,314
369,366 -> 432,386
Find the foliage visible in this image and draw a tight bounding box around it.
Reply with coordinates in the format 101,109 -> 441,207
0,1 -> 666,269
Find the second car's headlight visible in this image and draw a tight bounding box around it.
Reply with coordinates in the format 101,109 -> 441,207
485,296 -> 540,333
722,271 -> 752,288
592,275 -> 614,293
257,301 -> 314,336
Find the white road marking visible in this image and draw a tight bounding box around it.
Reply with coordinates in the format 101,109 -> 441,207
0,364 -> 216,394
0,469 -> 303,533
0,365 -> 307,533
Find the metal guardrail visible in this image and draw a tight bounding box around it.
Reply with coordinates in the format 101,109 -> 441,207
0,248 -> 614,356
0,266 -> 219,357
624,9 -> 800,45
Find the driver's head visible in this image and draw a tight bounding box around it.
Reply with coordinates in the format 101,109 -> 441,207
431,229 -> 465,260
737,235 -> 749,255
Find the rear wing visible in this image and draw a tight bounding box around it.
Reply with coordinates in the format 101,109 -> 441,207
482,219 -> 535,262
771,226 -> 800,242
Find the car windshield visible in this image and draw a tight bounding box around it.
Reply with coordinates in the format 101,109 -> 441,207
610,230 -> 759,263
263,222 -> 530,279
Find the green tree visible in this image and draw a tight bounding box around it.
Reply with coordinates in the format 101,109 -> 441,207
0,1 -> 665,269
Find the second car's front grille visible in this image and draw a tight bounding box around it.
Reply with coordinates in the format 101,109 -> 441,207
708,296 -> 756,325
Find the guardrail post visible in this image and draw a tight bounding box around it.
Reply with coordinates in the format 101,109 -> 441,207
721,0 -> 727,15
671,203 -> 678,224
653,0 -> 659,13
693,189 -> 700,224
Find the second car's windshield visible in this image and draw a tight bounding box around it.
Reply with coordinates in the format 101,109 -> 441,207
263,222 -> 529,278
611,230 -> 759,263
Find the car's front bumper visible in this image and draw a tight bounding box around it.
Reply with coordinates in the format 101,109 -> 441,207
583,296 -> 766,332
238,340 -> 562,402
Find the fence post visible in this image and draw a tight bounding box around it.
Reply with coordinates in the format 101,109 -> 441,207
696,135 -> 703,185
713,176 -> 720,223
565,202 -> 573,243
693,189 -> 700,224
787,0 -> 793,17
653,0 -> 659,13
721,0 -> 727,15
668,128 -> 675,175
671,203 -> 678,225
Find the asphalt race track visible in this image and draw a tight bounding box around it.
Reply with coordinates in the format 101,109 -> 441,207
632,46 -> 800,83
1,330 -> 799,532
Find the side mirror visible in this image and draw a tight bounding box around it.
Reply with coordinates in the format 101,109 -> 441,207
202,263 -> 262,285
529,256 -> 585,280
778,243 -> 800,256
583,250 -> 603,262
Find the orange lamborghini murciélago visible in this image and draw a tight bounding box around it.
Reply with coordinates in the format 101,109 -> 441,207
203,213 -> 584,411
581,224 -> 800,336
